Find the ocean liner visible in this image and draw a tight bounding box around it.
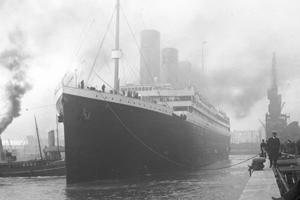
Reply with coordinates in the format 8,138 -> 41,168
55,0 -> 231,184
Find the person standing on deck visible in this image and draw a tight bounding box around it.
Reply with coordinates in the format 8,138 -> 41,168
101,84 -> 106,92
267,131 -> 281,168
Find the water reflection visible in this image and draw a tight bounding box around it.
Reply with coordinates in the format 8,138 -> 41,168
0,155 -> 252,200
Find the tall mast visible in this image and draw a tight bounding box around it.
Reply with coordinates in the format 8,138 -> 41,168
113,0 -> 121,93
56,116 -> 61,160
34,115 -> 43,160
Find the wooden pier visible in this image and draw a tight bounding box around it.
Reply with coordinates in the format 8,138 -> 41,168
239,167 -> 281,200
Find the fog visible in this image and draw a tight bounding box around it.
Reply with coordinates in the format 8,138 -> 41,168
1,0 -> 300,139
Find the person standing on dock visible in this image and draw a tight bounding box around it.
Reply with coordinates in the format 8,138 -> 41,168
267,131 -> 281,168
260,139 -> 267,157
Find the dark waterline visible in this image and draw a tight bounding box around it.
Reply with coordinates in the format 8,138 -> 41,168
0,155 -> 253,200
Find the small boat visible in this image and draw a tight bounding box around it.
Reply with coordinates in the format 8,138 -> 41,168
0,115 -> 65,177
0,159 -> 65,177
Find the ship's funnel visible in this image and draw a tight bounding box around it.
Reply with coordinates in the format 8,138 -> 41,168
140,29 -> 161,84
48,130 -> 55,147
160,47 -> 179,87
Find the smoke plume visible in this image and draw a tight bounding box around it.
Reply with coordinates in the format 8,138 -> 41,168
0,29 -> 32,135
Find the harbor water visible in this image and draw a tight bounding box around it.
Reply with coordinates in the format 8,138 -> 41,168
0,154 -> 253,200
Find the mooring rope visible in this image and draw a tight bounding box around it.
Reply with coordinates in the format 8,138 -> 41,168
199,154 -> 259,170
104,98 -> 259,171
79,71 -> 260,172
106,103 -> 189,169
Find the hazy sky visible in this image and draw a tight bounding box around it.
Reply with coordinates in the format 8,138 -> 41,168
1,0 -> 300,141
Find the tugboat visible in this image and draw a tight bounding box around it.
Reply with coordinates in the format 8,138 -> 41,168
0,116 -> 65,177
0,159 -> 65,177
55,0 -> 231,183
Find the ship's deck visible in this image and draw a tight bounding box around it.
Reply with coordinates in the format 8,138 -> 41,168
239,162 -> 281,200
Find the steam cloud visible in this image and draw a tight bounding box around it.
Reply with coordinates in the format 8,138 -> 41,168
176,59 -> 270,119
206,67 -> 269,119
0,29 -> 32,135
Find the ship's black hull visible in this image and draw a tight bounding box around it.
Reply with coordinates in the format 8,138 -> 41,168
60,92 -> 230,184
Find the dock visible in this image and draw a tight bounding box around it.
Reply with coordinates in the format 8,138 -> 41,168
239,166 -> 281,200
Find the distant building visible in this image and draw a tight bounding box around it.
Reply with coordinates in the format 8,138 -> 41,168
1,133 -> 65,161
231,130 -> 262,144
230,130 -> 263,154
